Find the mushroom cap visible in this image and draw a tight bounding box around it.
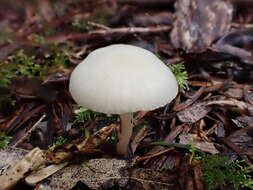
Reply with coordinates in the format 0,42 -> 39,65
69,44 -> 178,114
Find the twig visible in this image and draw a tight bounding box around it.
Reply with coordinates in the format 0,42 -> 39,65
211,44 -> 253,65
87,21 -> 111,30
173,87 -> 206,112
206,99 -> 249,111
193,164 -> 204,190
46,25 -> 171,43
13,114 -> 46,147
136,147 -> 175,162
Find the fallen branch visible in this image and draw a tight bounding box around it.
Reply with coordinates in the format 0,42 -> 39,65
46,25 -> 171,43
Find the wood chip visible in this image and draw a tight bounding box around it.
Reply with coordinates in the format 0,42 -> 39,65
25,162 -> 68,186
177,102 -> 211,123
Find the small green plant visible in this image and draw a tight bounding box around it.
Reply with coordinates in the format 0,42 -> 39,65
44,29 -> 56,37
152,141 -> 253,190
53,136 -> 68,146
82,128 -> 91,138
169,62 -> 188,91
32,34 -> 45,44
198,154 -> 253,190
74,106 -> 117,125
189,143 -> 253,190
10,50 -> 44,78
0,50 -> 46,88
0,64 -> 16,88
0,132 -> 12,148
0,94 -> 16,113
52,51 -> 70,68
72,20 -> 93,31
74,107 -> 94,123
0,65 -> 16,113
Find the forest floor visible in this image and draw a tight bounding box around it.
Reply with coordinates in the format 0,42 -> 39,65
0,0 -> 253,190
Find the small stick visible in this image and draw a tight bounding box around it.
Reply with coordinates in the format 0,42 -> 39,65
13,114 -> 46,147
136,147 -> 175,162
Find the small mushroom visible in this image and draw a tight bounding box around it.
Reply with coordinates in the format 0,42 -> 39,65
69,44 -> 178,157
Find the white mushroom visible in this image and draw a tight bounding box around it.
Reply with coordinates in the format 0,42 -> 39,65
69,44 -> 178,157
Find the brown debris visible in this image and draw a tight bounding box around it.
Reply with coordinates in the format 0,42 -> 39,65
45,25 -> 171,43
192,164 -> 204,190
0,147 -> 47,190
177,102 -> 212,123
179,133 -> 219,154
0,0 -> 253,189
0,125 -> 116,188
171,0 -> 233,52
173,87 -> 206,112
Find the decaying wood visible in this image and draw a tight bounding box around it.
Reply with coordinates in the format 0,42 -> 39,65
217,137 -> 252,167
192,164 -> 204,190
45,124 -> 116,164
25,162 -> 69,186
206,99 -> 250,112
211,44 -> 253,64
0,147 -> 28,176
0,147 -> 128,190
0,125 -> 116,189
0,148 -> 47,190
171,0 -> 233,52
177,102 -> 212,123
179,133 -> 219,154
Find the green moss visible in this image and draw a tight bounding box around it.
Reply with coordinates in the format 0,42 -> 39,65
73,106 -> 117,125
0,132 -> 12,148
169,63 -> 189,92
0,64 -> 16,88
52,51 -> 70,68
199,155 -> 253,190
152,141 -> 253,189
10,50 -> 45,78
72,20 -> 94,31
53,136 -> 68,146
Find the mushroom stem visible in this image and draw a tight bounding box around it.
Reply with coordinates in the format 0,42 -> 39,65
117,113 -> 134,157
